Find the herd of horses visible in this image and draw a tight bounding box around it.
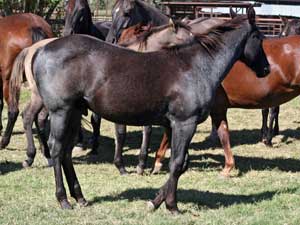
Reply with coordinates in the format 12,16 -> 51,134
1,0 -> 300,214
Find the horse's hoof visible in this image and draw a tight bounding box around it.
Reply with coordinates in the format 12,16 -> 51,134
77,198 -> 89,207
219,171 -> 230,179
151,164 -> 162,175
0,137 -> 9,149
119,168 -> 128,176
136,166 -> 144,175
60,199 -> 72,210
262,139 -> 273,147
169,208 -> 181,215
22,160 -> 31,168
146,201 -> 156,212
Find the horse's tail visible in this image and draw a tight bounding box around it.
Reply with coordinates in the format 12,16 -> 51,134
31,27 -> 49,44
9,48 -> 29,114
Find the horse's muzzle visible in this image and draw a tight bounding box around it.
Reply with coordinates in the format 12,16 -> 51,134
263,65 -> 271,76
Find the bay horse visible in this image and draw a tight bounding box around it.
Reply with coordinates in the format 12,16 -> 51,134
0,13 -> 53,150
32,8 -> 269,212
63,0 -> 111,39
261,17 -> 300,146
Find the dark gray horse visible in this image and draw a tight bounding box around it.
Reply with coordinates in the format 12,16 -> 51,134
32,7 -> 269,212
105,0 -> 169,43
63,0 -> 111,39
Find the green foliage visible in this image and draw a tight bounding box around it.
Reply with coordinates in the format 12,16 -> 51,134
0,0 -> 61,19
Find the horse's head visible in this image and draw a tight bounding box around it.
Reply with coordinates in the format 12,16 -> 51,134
280,17 -> 300,37
238,6 -> 270,77
106,0 -> 145,43
63,0 -> 92,36
118,20 -> 194,51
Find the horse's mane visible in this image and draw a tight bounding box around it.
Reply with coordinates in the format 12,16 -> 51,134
119,21 -> 191,48
167,15 -> 249,56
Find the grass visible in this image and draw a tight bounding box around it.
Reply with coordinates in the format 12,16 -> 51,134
1,89 -> 300,225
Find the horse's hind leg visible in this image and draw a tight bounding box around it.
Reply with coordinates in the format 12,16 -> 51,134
266,106 -> 280,146
0,79 -> 3,132
48,110 -> 74,209
91,113 -> 101,155
272,106 -> 280,135
211,110 -> 235,177
152,128 -> 171,174
136,125 -> 152,175
261,108 -> 269,145
0,103 -> 19,149
34,107 -> 50,160
114,123 -> 127,175
62,110 -> 87,207
22,95 -> 43,168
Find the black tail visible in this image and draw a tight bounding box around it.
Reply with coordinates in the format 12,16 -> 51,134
31,27 -> 49,44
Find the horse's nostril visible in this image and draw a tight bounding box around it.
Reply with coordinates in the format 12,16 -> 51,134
264,66 -> 270,75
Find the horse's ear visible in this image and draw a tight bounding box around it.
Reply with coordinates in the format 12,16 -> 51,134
247,5 -> 256,25
169,18 -> 176,31
280,16 -> 288,25
229,7 -> 237,18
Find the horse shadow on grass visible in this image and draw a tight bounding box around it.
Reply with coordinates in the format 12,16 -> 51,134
190,127 -> 300,151
89,186 -> 298,210
0,161 -> 23,175
73,126 -> 300,175
72,126 -> 165,167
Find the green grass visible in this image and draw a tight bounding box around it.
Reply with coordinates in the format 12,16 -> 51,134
1,89 -> 300,225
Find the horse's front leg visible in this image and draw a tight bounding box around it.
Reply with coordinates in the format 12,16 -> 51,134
136,125 -> 152,175
211,110 -> 235,177
148,118 -> 197,214
114,123 -> 128,175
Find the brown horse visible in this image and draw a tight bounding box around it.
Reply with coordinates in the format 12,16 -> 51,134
152,35 -> 300,176
0,13 -> 53,149
261,17 -> 300,146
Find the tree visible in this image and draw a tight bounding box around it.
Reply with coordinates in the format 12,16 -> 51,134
0,0 -> 61,20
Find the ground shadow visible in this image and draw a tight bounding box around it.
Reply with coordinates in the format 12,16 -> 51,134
190,127 -> 300,151
89,186 -> 298,210
194,153 -> 300,175
0,161 -> 23,175
73,126 -> 300,175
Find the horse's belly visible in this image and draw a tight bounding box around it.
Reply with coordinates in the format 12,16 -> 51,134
88,95 -> 168,126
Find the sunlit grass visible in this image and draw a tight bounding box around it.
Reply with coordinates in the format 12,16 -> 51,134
1,89 -> 300,225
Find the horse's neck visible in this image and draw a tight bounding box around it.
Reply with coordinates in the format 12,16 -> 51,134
91,24 -> 106,40
190,24 -> 250,89
137,0 -> 168,25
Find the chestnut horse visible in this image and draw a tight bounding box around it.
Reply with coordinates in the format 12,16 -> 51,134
0,13 -> 53,149
261,17 -> 300,146
32,9 -> 269,211
152,34 -> 300,177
